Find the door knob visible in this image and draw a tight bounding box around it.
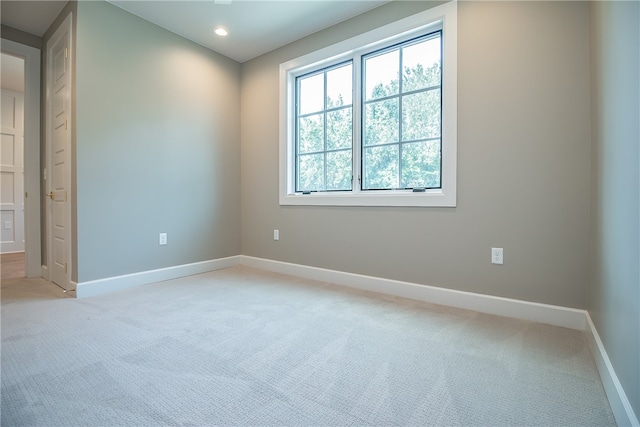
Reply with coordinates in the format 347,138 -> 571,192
48,191 -> 54,199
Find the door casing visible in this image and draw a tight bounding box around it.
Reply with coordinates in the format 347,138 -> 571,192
45,13 -> 73,289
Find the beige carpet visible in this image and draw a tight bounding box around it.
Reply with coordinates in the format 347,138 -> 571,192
1,266 -> 615,426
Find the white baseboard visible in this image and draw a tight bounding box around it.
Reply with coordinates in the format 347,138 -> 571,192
586,313 -> 640,427
75,256 -> 241,298
239,256 -> 588,331
41,264 -> 49,280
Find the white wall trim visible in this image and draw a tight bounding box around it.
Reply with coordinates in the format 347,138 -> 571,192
75,256 -> 241,298
239,256 -> 588,331
586,313 -> 640,427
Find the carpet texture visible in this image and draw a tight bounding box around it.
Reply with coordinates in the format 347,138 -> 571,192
1,266 -> 615,426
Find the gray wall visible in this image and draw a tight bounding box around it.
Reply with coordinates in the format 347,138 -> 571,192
75,1 -> 241,282
589,1 -> 640,420
240,1 -> 591,308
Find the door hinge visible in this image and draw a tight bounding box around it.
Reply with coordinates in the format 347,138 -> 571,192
65,47 -> 68,59
65,119 -> 68,130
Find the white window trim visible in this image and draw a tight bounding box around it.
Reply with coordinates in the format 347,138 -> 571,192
279,1 -> 457,207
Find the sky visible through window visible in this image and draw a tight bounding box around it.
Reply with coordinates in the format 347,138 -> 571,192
300,38 -> 440,113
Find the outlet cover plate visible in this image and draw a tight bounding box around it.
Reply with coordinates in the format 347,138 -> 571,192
491,247 -> 503,265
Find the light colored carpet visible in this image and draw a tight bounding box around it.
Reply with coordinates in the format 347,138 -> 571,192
1,266 -> 615,426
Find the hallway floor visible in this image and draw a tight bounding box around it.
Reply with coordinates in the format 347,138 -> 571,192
1,252 -> 25,280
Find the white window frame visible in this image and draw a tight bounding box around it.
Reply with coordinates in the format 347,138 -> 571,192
279,1 -> 457,207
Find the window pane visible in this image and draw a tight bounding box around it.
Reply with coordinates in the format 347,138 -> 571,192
401,140 -> 441,188
326,64 -> 352,108
364,99 -> 399,146
402,89 -> 441,141
326,150 -> 352,191
364,50 -> 399,101
402,36 -> 441,93
326,108 -> 352,151
299,73 -> 324,115
298,153 -> 324,191
298,113 -> 324,154
363,144 -> 399,189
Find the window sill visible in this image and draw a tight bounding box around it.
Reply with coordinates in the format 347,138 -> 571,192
279,190 -> 456,207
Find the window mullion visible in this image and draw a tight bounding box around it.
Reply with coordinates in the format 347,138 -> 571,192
295,77 -> 301,192
323,71 -> 328,191
398,47 -> 404,190
353,54 -> 363,193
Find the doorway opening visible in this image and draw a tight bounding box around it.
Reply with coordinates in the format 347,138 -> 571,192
1,52 -> 26,280
1,38 -> 42,281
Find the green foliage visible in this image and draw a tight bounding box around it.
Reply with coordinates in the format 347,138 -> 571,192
364,145 -> 399,189
363,61 -> 442,189
400,140 -> 441,189
326,150 -> 352,190
326,108 -> 352,151
296,60 -> 441,192
364,99 -> 399,146
298,114 -> 323,154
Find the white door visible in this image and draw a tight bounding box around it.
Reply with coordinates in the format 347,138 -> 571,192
0,90 -> 25,254
47,16 -> 72,289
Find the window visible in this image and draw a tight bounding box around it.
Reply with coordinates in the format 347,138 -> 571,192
296,63 -> 353,192
280,1 -> 457,207
362,33 -> 442,191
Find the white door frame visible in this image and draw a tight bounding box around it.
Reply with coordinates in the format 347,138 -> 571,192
1,39 -> 41,278
45,13 -> 73,288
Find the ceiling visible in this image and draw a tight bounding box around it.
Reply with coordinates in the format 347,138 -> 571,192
0,1 -> 67,37
1,0 -> 391,63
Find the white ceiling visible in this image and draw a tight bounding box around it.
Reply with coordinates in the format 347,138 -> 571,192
107,1 -> 390,63
0,1 -> 67,37
1,0 -> 390,63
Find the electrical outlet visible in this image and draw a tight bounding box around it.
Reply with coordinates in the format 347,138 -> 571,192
273,229 -> 279,241
491,247 -> 503,265
159,233 -> 168,245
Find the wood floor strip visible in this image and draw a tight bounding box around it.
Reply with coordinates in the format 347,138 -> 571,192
1,252 -> 26,280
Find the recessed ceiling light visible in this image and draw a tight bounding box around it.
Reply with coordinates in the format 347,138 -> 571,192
214,27 -> 229,37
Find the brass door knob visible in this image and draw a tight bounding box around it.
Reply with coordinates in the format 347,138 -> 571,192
48,191 -> 54,199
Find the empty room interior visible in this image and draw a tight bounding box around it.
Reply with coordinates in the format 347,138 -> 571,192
1,0 -> 639,425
